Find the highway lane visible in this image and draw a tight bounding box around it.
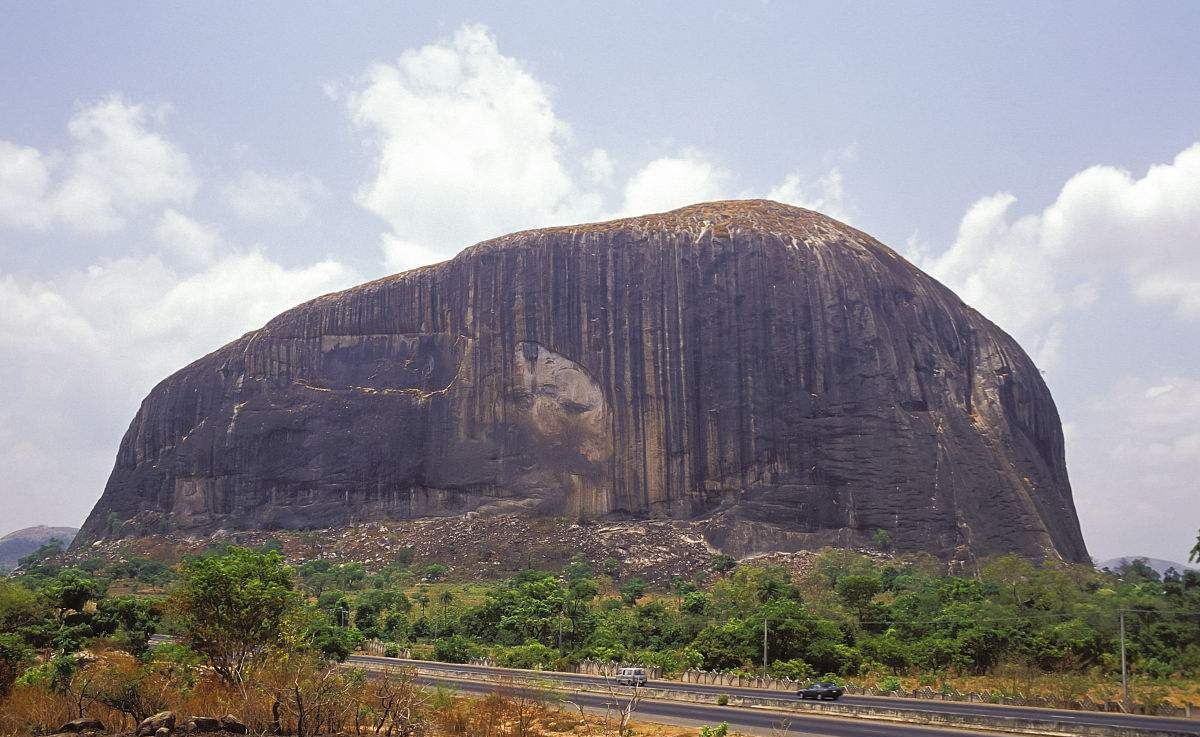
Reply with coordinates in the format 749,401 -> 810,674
410,673 -> 996,737
350,655 -> 1200,735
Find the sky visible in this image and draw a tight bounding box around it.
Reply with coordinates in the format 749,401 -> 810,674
1,2 -> 1197,563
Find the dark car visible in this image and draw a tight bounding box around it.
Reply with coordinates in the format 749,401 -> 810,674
797,682 -> 845,700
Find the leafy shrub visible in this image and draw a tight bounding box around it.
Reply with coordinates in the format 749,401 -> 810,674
619,578 -> 648,605
433,635 -> 481,663
710,555 -> 737,574
496,642 -> 557,670
768,658 -> 815,681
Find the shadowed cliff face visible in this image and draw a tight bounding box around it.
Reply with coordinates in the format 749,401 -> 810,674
74,200 -> 1089,565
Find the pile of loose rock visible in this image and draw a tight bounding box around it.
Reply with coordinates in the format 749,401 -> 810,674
52,711 -> 248,737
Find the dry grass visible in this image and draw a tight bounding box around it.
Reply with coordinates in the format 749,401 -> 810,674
424,689 -> 738,737
2,635 -> 744,737
857,670 -> 1200,707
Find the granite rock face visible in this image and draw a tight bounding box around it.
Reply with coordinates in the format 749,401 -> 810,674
75,201 -> 1089,564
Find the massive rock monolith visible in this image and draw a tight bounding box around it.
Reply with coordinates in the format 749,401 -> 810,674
75,201 -> 1089,565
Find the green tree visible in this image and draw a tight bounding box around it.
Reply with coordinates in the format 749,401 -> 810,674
681,591 -> 711,616
45,569 -> 105,621
0,579 -> 44,632
871,529 -> 893,552
619,578 -> 648,605
168,547 -> 300,683
602,557 -> 623,580
316,591 -> 349,616
1117,558 -> 1161,584
306,618 -> 364,662
710,554 -> 737,574
432,634 -> 479,663
94,595 -> 160,655
835,574 -> 882,614
569,577 -> 600,602
0,633 -> 32,696
563,554 -> 594,582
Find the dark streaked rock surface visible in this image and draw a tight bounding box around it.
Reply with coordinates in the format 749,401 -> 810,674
74,200 -> 1088,565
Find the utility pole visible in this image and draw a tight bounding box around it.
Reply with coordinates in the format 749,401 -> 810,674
1120,610 -> 1130,711
762,618 -> 769,677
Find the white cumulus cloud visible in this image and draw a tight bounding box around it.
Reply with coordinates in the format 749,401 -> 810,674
222,170 -> 325,223
914,143 -> 1200,369
620,150 -> 731,216
380,233 -> 447,274
348,24 -> 600,263
155,209 -> 221,265
55,98 -> 197,233
0,141 -> 55,229
0,97 -> 196,235
768,167 -> 849,221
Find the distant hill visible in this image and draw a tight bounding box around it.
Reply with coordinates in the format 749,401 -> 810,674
0,525 -> 78,571
1097,556 -> 1196,577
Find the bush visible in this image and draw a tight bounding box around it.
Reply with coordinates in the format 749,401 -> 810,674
879,675 -> 901,693
433,635 -> 481,663
619,578 -> 648,605
715,694 -> 729,706
628,647 -> 703,675
384,643 -> 402,658
710,555 -> 737,574
307,621 -> 363,662
496,642 -> 557,670
0,633 -> 32,696
872,529 -> 893,551
768,658 -> 815,682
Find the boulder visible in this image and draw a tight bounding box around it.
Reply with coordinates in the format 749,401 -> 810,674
219,715 -> 247,734
137,711 -> 176,736
73,200 -> 1089,566
57,718 -> 105,733
189,717 -> 222,732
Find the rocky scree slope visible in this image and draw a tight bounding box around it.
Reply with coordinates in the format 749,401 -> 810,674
74,200 -> 1089,566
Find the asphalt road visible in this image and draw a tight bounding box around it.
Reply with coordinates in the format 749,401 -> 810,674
409,673 -> 996,737
350,654 -> 1200,735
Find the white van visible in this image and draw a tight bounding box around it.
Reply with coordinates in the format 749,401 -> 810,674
615,667 -> 648,686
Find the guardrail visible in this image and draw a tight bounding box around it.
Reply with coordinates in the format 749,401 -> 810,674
356,660 -> 1200,737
